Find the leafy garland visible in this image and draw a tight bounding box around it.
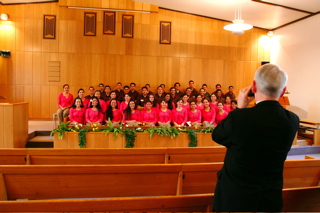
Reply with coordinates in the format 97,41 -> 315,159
144,126 -> 180,139
51,123 -> 214,148
78,128 -> 89,148
50,121 -> 72,139
185,129 -> 198,147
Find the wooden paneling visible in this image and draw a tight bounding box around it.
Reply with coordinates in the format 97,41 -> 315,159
0,1 -> 269,119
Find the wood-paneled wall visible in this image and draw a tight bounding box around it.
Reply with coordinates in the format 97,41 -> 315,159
0,0 -> 270,119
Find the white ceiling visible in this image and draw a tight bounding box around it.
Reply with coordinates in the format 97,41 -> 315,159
1,0 -> 320,30
134,0 -> 320,30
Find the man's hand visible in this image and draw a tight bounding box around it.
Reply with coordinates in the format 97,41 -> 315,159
237,86 -> 255,108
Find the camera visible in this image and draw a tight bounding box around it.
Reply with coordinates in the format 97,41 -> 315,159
248,89 -> 255,97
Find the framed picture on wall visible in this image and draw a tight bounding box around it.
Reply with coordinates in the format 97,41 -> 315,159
84,12 -> 96,36
122,15 -> 134,38
160,21 -> 171,44
43,15 -> 56,39
103,11 -> 116,35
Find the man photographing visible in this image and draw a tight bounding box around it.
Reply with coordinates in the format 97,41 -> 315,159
212,64 -> 299,212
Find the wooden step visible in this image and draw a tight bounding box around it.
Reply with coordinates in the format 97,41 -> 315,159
26,136 -> 54,148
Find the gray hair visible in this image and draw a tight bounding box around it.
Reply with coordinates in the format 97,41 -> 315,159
254,64 -> 288,98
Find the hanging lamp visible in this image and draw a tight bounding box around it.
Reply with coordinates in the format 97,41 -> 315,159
224,0 -> 252,35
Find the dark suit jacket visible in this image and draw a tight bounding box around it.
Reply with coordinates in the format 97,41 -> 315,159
212,100 -> 299,212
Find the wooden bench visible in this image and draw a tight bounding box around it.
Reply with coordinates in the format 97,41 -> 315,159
0,147 -> 227,165
298,119 -> 320,145
0,160 -> 319,212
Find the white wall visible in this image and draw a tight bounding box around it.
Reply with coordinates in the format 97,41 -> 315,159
271,14 -> 320,122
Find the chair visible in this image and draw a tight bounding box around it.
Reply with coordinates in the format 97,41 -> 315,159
52,113 -> 58,129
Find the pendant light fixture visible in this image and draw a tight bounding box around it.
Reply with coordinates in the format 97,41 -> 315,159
224,0 -> 252,35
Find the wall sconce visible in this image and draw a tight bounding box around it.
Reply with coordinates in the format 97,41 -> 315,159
0,13 -> 9,21
0,50 -> 11,57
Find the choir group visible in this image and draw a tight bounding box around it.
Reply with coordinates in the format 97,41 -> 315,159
56,81 -> 238,127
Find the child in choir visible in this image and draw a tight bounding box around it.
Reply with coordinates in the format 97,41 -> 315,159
195,94 -> 204,110
223,96 -> 232,113
57,84 -> 74,124
120,93 -> 131,111
141,101 -> 158,127
164,93 -> 175,110
181,94 -> 190,110
94,90 -> 107,113
85,97 -> 104,125
231,99 -> 238,111
188,101 -> 202,127
171,99 -> 188,127
123,100 -> 140,126
105,99 -> 122,125
158,100 -> 172,127
77,88 -> 90,109
201,98 -> 216,127
210,93 -> 218,112
69,97 -> 86,124
215,102 -> 228,125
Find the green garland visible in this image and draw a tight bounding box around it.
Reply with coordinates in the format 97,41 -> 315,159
78,128 -> 89,148
122,128 -> 137,148
50,121 -> 72,139
144,126 -> 180,139
185,129 -> 198,147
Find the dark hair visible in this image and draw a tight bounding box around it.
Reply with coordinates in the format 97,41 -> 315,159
189,80 -> 194,84
199,88 -> 205,92
130,82 -> 136,86
78,88 -> 84,94
89,86 -> 95,90
72,97 -> 84,108
123,85 -> 129,89
216,89 -> 222,92
229,85 -> 234,89
196,94 -> 203,101
174,82 -> 180,87
145,84 -> 150,87
95,90 -> 101,95
99,83 -> 104,87
141,86 -> 148,91
89,97 -> 102,111
146,96 -> 157,108
124,100 -> 136,120
231,100 -> 238,105
117,82 -> 122,85
216,84 -> 221,88
63,84 -> 69,89
164,94 -> 173,110
104,85 -> 111,90
106,99 -> 118,121
170,87 -> 175,91
160,84 -> 165,87
202,84 -> 207,87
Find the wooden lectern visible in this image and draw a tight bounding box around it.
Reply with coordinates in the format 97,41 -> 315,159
0,102 -> 28,148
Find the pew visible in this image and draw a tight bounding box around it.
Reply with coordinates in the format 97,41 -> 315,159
0,147 -> 227,165
0,160 -> 319,212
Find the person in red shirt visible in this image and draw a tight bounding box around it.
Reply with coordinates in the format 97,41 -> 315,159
215,102 -> 228,125
77,88 -> 90,109
85,97 -> 104,125
188,101 -> 202,127
141,101 -> 158,126
158,100 -> 172,127
69,97 -> 86,124
171,99 -> 188,127
201,98 -> 216,127
123,100 -> 140,126
105,99 -> 122,125
57,84 -> 74,124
